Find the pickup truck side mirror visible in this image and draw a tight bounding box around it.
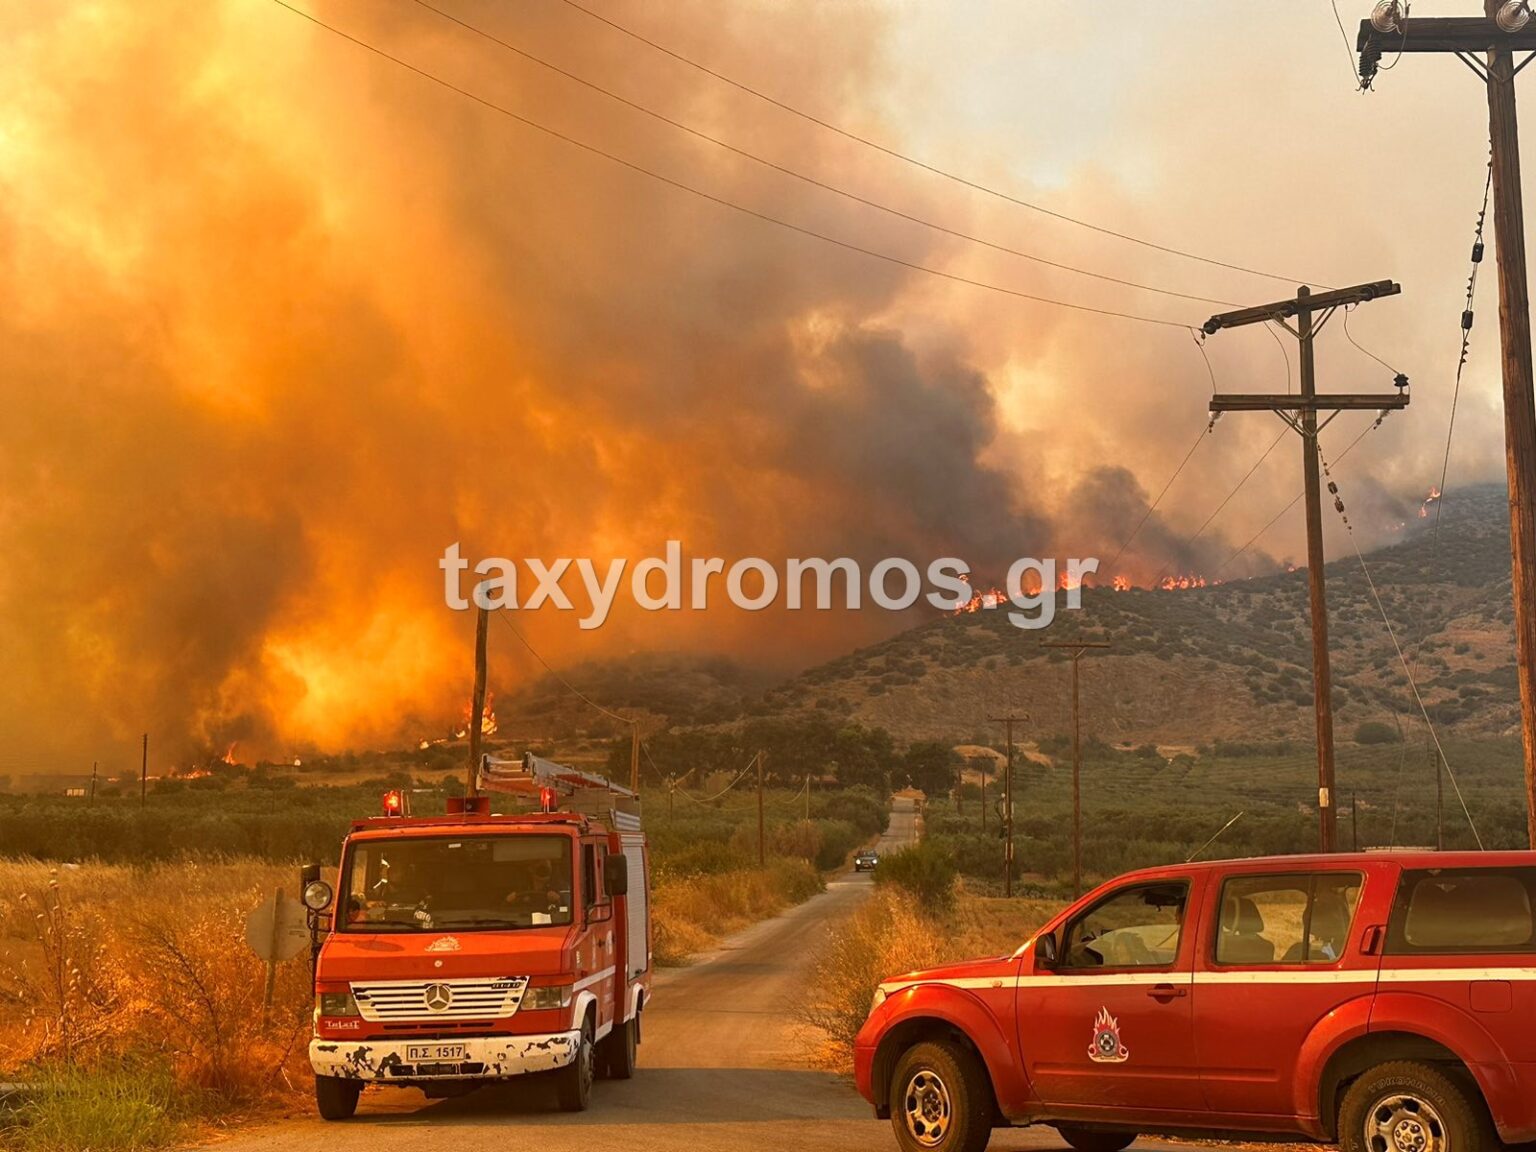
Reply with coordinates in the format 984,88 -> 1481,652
604,853 -> 630,898
1035,931 -> 1058,968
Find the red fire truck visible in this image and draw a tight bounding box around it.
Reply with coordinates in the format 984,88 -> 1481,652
299,752 -> 652,1120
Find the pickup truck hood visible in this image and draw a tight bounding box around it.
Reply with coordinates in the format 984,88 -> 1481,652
318,927 -> 575,983
880,956 -> 1018,993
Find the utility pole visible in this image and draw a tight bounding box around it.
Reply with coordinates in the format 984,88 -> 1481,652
979,766 -> 987,832
805,772 -> 812,822
89,761 -> 97,807
1434,747 -> 1446,851
629,720 -> 640,794
1352,791 -> 1360,852
988,714 -> 1028,897
1043,639 -> 1111,898
1356,5 -> 1536,850
1203,280 -> 1409,853
756,751 -> 766,867
467,603 -> 489,798
140,733 -> 148,808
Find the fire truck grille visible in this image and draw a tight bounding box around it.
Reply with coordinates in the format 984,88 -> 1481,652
350,977 -> 529,1022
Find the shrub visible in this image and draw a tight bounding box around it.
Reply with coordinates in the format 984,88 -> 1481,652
1354,721 -> 1401,745
875,841 -> 956,910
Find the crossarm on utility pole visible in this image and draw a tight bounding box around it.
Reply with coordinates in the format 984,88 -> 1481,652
1209,394 -> 1409,413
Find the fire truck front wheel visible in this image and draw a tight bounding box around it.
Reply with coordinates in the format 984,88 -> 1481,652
315,1075 -> 362,1121
555,1018 -> 596,1112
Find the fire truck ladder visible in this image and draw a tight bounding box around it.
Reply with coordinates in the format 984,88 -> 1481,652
479,752 -> 641,831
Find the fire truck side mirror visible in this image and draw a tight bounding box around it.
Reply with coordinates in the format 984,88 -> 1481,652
603,853 -> 630,898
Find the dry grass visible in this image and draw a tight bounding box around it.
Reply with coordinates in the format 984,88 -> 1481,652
0,859 -> 314,1150
799,882 -> 1065,1068
651,859 -> 822,965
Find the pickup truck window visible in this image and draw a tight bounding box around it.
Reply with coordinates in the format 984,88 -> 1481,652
1216,872 -> 1362,965
1061,881 -> 1188,969
1387,866 -> 1536,953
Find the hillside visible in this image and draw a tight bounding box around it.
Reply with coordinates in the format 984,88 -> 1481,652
757,484 -> 1519,746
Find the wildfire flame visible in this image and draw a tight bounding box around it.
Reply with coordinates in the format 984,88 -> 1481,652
221,741 -> 239,765
1419,485 -> 1441,519
1158,574 -> 1209,591
454,692 -> 498,739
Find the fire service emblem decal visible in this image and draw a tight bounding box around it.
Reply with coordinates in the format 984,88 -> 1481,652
426,936 -> 461,953
1088,1007 -> 1129,1063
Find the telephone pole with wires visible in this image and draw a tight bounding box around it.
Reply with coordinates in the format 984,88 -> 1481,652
1357,0 -> 1536,848
988,713 -> 1028,897
467,603 -> 489,799
1202,280 -> 1409,853
1042,639 -> 1111,898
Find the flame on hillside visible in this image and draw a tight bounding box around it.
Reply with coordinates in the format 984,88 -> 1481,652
1419,485 -> 1442,519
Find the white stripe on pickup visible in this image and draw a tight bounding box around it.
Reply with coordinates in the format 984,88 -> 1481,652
879,966 -> 1536,997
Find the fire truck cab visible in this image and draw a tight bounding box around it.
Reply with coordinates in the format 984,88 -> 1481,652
303,753 -> 651,1120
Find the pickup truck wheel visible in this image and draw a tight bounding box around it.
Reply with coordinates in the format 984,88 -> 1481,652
314,1075 -> 362,1121
555,1021 -> 596,1112
1055,1127 -> 1136,1152
1339,1061 -> 1493,1152
889,1040 -> 993,1152
600,1016 -> 639,1081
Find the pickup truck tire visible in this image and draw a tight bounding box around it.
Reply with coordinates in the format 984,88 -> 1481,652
1338,1061 -> 1493,1152
314,1075 -> 362,1121
600,1015 -> 639,1080
1055,1128 -> 1136,1152
555,1020 -> 596,1112
889,1039 -> 993,1152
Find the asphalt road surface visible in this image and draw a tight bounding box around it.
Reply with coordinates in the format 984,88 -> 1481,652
206,799 -> 1270,1152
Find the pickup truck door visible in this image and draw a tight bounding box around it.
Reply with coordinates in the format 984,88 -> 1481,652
1194,863 -> 1389,1119
1018,874 -> 1205,1116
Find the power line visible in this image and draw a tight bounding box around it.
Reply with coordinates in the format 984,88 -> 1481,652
410,0 -> 1239,308
1342,305 -> 1401,377
1213,412 -> 1388,576
557,0 -> 1327,287
1386,157 -> 1492,843
491,608 -> 634,726
1318,446 -> 1483,848
267,0 -> 1194,329
1149,427 -> 1288,588
1103,417 -> 1215,576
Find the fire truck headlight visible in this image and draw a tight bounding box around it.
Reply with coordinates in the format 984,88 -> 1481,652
318,991 -> 360,1018
869,987 -> 888,1015
302,881 -> 334,912
521,984 -> 573,1012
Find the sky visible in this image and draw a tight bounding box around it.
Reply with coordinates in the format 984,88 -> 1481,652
0,0 -> 1524,771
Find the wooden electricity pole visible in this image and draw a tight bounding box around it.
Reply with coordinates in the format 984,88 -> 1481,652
988,713 -> 1028,897
1435,747 -> 1446,851
756,751 -> 766,867
629,721 -> 641,794
140,733 -> 148,808
1357,4 -> 1536,848
1043,640 -> 1111,898
467,604 -> 489,798
1203,280 -> 1409,853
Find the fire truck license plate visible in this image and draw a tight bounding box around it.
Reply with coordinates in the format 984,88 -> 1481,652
406,1043 -> 467,1062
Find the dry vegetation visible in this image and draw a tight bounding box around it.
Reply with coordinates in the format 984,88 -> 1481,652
651,859 -> 821,965
0,848 -> 828,1150
0,859 -> 314,1151
799,883 -> 1064,1069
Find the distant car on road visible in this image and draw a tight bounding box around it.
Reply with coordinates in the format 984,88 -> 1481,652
854,849 -> 880,872
856,849 -> 1536,1152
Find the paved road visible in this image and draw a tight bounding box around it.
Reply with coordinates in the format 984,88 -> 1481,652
207,799 -> 1265,1152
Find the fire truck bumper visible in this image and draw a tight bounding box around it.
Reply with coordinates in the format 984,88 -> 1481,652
310,1030 -> 582,1082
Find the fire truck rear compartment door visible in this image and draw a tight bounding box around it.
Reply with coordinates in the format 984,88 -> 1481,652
622,834 -> 648,981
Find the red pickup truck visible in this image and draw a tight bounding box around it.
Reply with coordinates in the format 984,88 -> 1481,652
856,851 -> 1536,1152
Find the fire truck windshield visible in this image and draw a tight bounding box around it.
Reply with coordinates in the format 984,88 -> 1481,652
338,834 -> 574,932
